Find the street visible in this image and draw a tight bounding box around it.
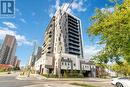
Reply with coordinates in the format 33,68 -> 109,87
0,73 -> 114,87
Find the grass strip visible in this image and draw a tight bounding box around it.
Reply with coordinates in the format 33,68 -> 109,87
70,83 -> 97,87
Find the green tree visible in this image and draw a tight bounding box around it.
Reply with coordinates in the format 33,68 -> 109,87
112,61 -> 130,76
88,0 -> 130,64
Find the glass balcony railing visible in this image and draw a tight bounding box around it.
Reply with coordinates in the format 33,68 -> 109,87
68,21 -> 78,27
68,31 -> 79,37
69,41 -> 79,46
68,18 -> 78,24
69,38 -> 79,43
68,27 -> 79,33
69,50 -> 80,55
68,15 -> 77,23
69,46 -> 80,50
68,23 -> 79,29
68,34 -> 79,39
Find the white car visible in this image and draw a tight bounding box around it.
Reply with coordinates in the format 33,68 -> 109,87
111,77 -> 130,87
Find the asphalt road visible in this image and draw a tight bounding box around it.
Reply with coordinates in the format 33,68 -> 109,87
0,73 -> 114,87
0,74 -> 77,87
0,74 -> 38,87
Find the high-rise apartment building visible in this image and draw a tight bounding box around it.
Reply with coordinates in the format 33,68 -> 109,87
36,47 -> 42,61
35,5 -> 96,77
42,10 -> 83,58
0,35 -> 17,65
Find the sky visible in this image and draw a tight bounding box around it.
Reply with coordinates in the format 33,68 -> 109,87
0,0 -> 115,66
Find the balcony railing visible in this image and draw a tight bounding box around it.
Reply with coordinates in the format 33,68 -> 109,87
69,41 -> 79,46
69,50 -> 80,55
68,15 -> 77,22
68,17 -> 78,24
68,23 -> 79,29
69,27 -> 79,33
68,30 -> 79,36
68,20 -> 78,27
68,34 -> 79,39
69,38 -> 79,43
69,46 -> 80,50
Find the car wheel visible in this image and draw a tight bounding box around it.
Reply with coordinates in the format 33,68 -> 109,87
116,82 -> 124,87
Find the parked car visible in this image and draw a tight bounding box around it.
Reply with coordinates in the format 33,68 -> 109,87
111,77 -> 130,87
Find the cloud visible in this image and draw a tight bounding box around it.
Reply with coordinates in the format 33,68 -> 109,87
48,0 -> 60,17
84,45 -> 102,60
49,6 -> 55,18
70,0 -> 87,12
19,18 -> 26,23
3,22 -> 17,29
0,28 -> 33,46
101,7 -> 114,13
55,0 -> 60,9
48,0 -> 87,17
61,3 -> 73,13
16,8 -> 22,16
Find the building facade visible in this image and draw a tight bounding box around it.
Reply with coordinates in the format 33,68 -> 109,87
35,6 -> 96,77
0,35 -> 17,65
36,47 -> 42,61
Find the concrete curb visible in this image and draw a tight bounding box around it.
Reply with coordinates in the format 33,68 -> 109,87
16,75 -> 28,80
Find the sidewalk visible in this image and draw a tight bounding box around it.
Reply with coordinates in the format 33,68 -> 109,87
16,74 -> 112,82
16,74 -> 47,80
0,72 -> 8,76
47,77 -> 112,81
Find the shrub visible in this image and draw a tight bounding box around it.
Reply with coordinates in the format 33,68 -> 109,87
63,71 -> 69,78
42,74 -> 49,77
0,68 -> 5,72
49,73 -> 58,78
78,73 -> 84,78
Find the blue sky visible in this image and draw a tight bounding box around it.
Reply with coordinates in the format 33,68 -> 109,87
0,0 -> 114,66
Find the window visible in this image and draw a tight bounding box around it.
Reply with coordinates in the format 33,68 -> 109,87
59,37 -> 60,41
65,62 -> 66,65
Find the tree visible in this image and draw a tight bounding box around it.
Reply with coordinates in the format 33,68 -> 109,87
112,61 -> 130,76
88,0 -> 130,64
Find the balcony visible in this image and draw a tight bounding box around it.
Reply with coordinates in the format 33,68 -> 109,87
69,27 -> 79,33
69,43 -> 80,47
44,34 -> 52,41
68,15 -> 77,23
68,20 -> 78,27
68,30 -> 79,36
69,37 -> 79,42
68,23 -> 79,29
69,41 -> 80,47
69,45 -> 80,50
69,50 -> 80,55
69,47 -> 80,51
68,34 -> 79,39
68,17 -> 77,24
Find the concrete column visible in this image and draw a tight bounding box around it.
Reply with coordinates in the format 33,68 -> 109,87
54,65 -> 57,75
